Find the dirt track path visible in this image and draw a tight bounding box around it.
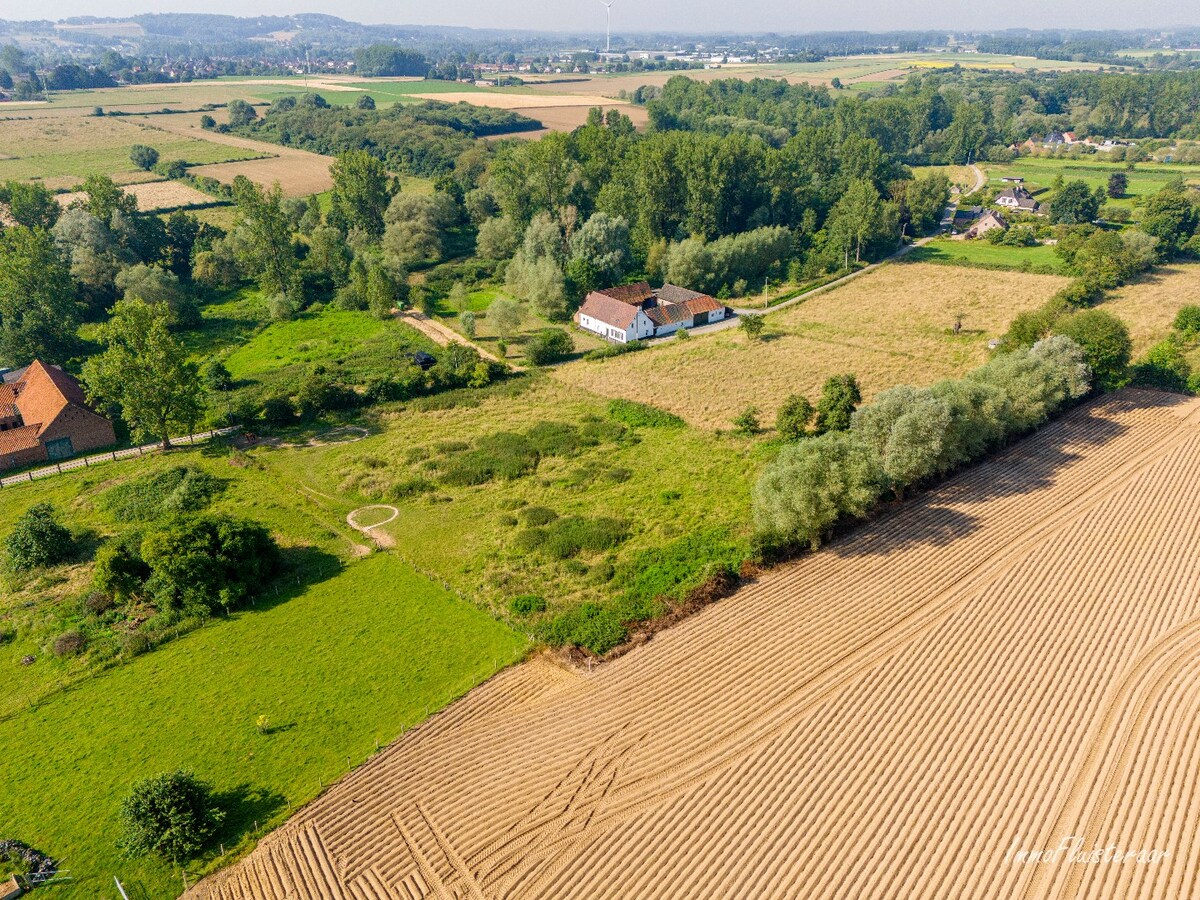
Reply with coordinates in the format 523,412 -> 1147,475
396,310 -> 519,370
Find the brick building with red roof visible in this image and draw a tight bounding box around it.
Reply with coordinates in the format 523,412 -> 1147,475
0,361 -> 117,472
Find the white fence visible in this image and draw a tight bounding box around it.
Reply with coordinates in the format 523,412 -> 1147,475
0,427 -> 240,489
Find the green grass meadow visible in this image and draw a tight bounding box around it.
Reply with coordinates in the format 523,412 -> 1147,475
0,551 -> 526,898
982,156 -> 1200,209
908,238 -> 1067,274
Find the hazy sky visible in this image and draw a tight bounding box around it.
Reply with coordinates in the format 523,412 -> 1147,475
27,0 -> 1200,34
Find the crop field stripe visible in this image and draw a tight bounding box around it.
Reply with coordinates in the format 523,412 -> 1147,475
186,390 -> 1200,899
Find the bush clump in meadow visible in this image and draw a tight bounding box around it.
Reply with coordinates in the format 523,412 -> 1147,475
541,602 -> 626,655
519,506 -> 558,526
93,531 -> 151,604
1130,339 -> 1192,392
436,419 -> 616,487
4,503 -> 74,573
118,769 -> 224,863
515,516 -> 630,559
525,328 -> 574,365
606,398 -> 685,429
100,466 -> 222,522
438,431 -> 539,485
508,594 -> 547,615
140,515 -> 281,615
52,630 -> 87,658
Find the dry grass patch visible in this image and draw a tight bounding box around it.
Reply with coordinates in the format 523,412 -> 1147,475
1100,263 -> 1200,354
0,115 -> 261,187
56,179 -> 215,211
554,262 -> 1069,429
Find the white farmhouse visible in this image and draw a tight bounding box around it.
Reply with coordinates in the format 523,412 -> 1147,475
574,282 -> 727,343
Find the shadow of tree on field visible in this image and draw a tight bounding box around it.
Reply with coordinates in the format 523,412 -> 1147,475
831,395 -> 1154,558
242,546 -> 343,614
212,783 -> 288,847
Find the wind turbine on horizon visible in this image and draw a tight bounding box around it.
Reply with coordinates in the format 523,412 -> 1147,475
598,0 -> 616,54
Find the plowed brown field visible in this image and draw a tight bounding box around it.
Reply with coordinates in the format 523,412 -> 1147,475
186,389 -> 1200,900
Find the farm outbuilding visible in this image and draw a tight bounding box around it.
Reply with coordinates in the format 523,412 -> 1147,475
0,361 -> 116,472
574,282 -> 727,343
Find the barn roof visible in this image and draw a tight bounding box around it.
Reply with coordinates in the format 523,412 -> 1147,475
0,424 -> 42,456
596,281 -> 654,305
577,292 -> 643,330
656,283 -> 707,305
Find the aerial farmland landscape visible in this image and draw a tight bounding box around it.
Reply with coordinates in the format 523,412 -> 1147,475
4,2 -> 1200,899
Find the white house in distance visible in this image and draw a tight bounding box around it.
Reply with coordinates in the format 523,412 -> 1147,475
994,185 -> 1040,213
574,282 -> 727,343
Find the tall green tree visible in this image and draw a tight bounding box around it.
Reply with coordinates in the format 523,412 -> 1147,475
0,180 -> 60,229
1049,180 -> 1103,225
814,374 -> 862,433
0,225 -> 79,366
329,149 -> 390,236
825,179 -> 889,264
83,298 -> 203,449
752,430 -> 883,549
230,176 -> 301,303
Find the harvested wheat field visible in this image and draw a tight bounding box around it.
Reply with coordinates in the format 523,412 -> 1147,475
1101,264 -> 1200,354
132,112 -> 336,195
55,179 -> 214,211
554,261 -> 1069,429
185,389 -> 1200,900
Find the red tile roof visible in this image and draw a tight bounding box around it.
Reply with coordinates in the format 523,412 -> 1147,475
577,292 -> 643,330
597,281 -> 654,306
0,424 -> 42,455
656,283 -> 707,305
11,361 -> 85,431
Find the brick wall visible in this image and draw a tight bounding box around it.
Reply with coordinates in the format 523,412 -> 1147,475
39,405 -> 117,455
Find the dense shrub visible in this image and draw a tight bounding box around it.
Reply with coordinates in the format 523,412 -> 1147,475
813,374 -> 862,433
508,594 -> 547,615
1130,339 -> 1192,391
100,466 -> 222,522
612,528 -> 745,620
4,503 -> 73,572
1053,309 -> 1132,391
118,770 -> 224,862
540,603 -> 626,655
140,515 -> 280,615
93,531 -> 151,603
525,328 -> 574,365
1173,304 -> 1200,340
606,398 -> 685,428
776,394 -> 815,440
52,630 -> 87,657
583,340 -> 646,361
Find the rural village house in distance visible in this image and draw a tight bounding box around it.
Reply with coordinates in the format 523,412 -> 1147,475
994,184 -> 1041,213
575,282 -> 727,343
955,209 -> 1007,240
0,361 -> 117,472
